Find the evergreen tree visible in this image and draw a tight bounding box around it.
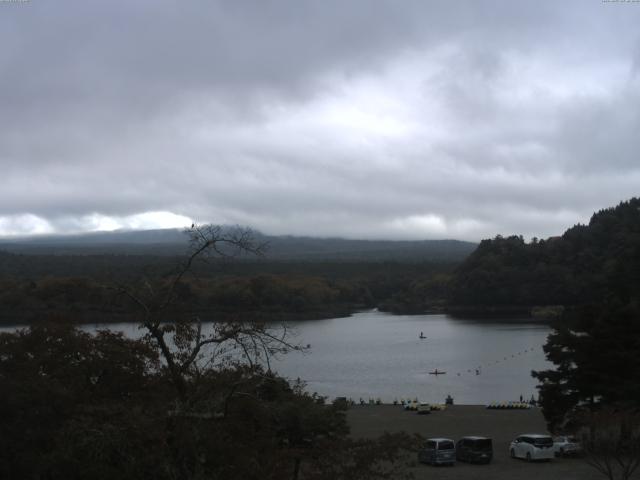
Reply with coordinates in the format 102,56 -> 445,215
533,299 -> 640,431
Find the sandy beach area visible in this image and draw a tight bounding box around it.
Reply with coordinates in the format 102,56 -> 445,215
347,404 -> 635,480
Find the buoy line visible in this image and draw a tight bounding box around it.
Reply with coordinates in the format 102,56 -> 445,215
442,346 -> 542,378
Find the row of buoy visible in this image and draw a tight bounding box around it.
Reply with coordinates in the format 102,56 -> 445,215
486,401 -> 533,410
450,347 -> 539,378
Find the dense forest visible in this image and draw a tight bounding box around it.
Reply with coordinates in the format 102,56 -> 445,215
449,198 -> 640,313
0,252 -> 456,325
0,231 -> 473,324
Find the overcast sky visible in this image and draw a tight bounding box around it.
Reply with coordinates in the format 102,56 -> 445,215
1,1 -> 639,240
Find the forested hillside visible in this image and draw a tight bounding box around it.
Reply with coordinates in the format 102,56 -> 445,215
0,252 -> 456,324
449,198 -> 640,309
0,230 -> 470,324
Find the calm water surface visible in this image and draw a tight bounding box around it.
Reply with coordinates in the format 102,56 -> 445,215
274,310 -> 551,404
4,310 -> 552,404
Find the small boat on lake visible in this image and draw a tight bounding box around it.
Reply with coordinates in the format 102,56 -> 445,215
419,332 -> 427,339
429,369 -> 446,375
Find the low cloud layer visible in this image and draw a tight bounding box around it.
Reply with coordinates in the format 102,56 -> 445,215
1,1 -> 639,240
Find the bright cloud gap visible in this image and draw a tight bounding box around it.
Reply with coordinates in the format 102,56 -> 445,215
0,212 -> 193,238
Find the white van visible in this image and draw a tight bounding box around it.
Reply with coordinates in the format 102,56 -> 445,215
510,434 -> 554,461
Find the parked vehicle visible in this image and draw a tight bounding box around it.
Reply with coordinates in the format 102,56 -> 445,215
418,438 -> 456,466
456,436 -> 493,464
417,403 -> 431,414
553,435 -> 582,456
510,434 -> 555,461
486,401 -> 531,410
404,399 -> 419,411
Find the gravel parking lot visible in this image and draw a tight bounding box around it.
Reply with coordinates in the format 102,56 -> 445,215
347,405 -> 637,480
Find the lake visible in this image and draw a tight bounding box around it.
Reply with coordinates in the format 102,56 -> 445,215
273,310 -> 552,405
2,310 -> 552,405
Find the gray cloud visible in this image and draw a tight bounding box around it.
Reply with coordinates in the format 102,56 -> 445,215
1,0 -> 639,240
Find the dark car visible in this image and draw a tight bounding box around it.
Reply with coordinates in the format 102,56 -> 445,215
456,436 -> 493,464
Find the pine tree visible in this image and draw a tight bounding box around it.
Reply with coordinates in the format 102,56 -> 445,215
533,300 -> 640,431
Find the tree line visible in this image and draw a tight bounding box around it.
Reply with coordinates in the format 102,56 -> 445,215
449,198 -> 640,309
0,254 -> 456,324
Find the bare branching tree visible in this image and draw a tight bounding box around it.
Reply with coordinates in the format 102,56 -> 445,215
111,224 -> 304,402
580,407 -> 640,480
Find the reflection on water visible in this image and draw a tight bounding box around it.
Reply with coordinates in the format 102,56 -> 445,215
3,310 -> 552,405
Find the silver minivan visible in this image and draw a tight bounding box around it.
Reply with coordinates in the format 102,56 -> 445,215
418,438 -> 456,466
553,435 -> 582,456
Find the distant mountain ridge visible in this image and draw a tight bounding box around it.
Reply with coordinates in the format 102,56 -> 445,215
0,229 -> 477,262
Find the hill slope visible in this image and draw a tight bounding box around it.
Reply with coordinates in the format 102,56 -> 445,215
449,198 -> 640,308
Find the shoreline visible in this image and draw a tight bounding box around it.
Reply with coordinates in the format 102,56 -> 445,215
0,303 -> 562,327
